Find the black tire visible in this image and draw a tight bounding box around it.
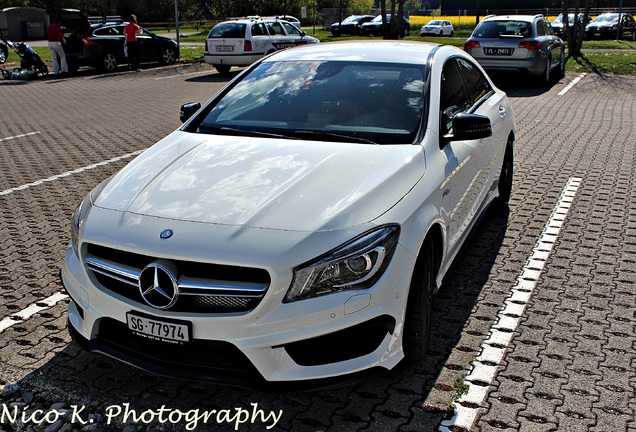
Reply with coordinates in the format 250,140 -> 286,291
439,30 -> 443,37
497,141 -> 514,208
450,31 -> 455,37
558,50 -> 565,78
161,47 -> 177,65
67,62 -> 79,74
214,65 -> 231,74
102,53 -> 117,72
404,239 -> 438,362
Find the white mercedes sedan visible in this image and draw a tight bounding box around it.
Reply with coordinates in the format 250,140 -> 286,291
61,41 -> 515,389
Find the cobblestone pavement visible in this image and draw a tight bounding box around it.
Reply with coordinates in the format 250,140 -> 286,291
0,64 -> 634,432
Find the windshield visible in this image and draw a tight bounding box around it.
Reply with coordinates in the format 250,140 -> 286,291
428,20 -> 443,26
192,60 -> 426,145
593,14 -> 618,23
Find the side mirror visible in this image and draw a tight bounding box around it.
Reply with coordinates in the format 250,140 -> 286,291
180,102 -> 201,123
445,113 -> 492,142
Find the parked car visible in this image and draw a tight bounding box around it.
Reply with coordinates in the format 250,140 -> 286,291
420,19 -> 454,36
585,12 -> 636,40
330,15 -> 375,36
550,13 -> 591,38
61,40 -> 515,389
79,23 -> 179,72
204,18 -> 319,74
360,14 -> 411,36
48,8 -> 91,72
464,14 -> 565,84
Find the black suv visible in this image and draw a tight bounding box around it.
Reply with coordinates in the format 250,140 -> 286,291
585,12 -> 636,40
81,23 -> 179,72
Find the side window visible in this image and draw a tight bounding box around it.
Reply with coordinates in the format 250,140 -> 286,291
544,19 -> 555,35
266,22 -> 284,35
440,58 -> 471,137
458,58 -> 492,106
536,21 -> 545,36
251,23 -> 266,36
282,22 -> 302,36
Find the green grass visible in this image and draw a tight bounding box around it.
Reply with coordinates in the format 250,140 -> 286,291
5,34 -> 636,75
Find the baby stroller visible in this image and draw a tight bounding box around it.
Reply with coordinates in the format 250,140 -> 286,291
4,39 -> 48,77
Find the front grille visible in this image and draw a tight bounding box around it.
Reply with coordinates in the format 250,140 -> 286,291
85,244 -> 271,313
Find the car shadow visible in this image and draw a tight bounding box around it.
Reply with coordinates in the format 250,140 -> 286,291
488,72 -> 562,96
5,206 -> 509,431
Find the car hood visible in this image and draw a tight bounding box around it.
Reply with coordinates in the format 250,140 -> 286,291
94,132 -> 425,232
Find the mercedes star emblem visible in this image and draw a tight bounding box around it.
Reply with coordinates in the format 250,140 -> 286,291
138,260 -> 179,309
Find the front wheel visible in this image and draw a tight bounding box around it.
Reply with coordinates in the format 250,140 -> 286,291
102,53 -> 117,72
161,47 -> 177,65
497,141 -> 514,209
404,239 -> 438,362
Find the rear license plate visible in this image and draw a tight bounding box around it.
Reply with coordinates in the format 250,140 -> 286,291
126,312 -> 190,344
484,48 -> 513,55
216,45 -> 233,52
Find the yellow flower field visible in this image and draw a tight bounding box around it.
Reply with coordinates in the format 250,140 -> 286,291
409,15 -> 560,28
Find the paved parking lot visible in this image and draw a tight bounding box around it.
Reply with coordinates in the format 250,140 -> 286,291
0,63 -> 634,432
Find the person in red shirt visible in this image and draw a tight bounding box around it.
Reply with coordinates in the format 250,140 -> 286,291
47,17 -> 68,74
124,14 -> 143,71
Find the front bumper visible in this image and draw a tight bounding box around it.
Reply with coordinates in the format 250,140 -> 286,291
60,226 -> 414,388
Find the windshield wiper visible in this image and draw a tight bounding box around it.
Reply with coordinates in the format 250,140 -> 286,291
197,125 -> 300,140
292,130 -> 378,144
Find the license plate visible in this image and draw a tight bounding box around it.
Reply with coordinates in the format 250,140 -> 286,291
126,312 -> 190,344
216,45 -> 233,52
484,48 -> 513,55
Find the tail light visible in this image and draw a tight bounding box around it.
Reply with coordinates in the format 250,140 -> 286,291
464,40 -> 480,50
82,37 -> 94,47
244,40 -> 252,52
518,41 -> 540,50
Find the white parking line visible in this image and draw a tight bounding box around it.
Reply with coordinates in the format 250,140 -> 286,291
154,70 -> 209,80
0,150 -> 145,196
0,292 -> 69,334
0,131 -> 41,142
558,73 -> 587,96
440,176 -> 583,432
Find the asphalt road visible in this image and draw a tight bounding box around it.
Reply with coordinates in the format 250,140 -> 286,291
0,63 -> 634,432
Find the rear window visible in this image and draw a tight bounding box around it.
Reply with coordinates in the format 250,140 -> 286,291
474,20 -> 532,38
209,23 -> 246,38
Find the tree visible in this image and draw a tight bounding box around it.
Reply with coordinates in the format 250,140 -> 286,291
378,0 -> 406,39
561,0 -> 595,59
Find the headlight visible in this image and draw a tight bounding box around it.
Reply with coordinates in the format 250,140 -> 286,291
70,177 -> 111,257
70,195 -> 91,257
284,225 -> 400,303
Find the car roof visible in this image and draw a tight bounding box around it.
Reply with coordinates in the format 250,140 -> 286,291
482,14 -> 543,23
261,41 -> 440,65
215,17 -> 289,25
